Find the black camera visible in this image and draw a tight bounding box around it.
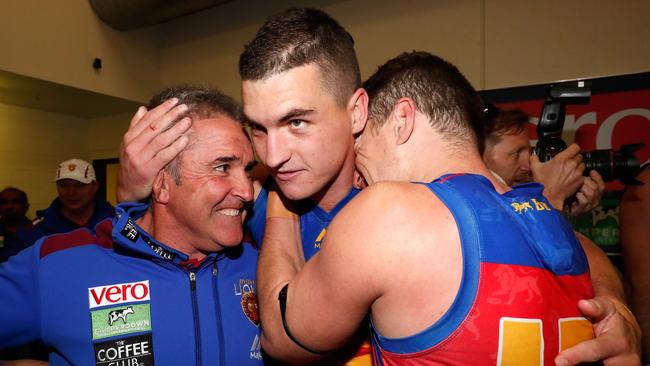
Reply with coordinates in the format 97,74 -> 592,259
535,80 -> 644,185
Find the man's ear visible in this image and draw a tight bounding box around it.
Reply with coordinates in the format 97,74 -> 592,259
392,97 -> 416,145
152,171 -> 171,204
348,88 -> 369,135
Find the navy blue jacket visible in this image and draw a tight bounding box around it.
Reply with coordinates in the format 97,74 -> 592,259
16,196 -> 114,247
0,202 -> 262,366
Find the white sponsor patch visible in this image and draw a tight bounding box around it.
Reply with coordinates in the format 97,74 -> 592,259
88,280 -> 150,309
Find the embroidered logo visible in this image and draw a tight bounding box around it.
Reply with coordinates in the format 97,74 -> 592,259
235,279 -> 259,326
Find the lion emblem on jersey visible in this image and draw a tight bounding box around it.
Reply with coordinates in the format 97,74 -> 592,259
488,265 -> 542,305
241,292 -> 260,326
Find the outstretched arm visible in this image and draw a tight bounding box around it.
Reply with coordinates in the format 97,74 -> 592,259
117,98 -> 191,202
555,233 -> 642,365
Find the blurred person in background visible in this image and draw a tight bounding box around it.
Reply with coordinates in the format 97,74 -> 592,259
17,158 -> 113,246
0,187 -> 32,263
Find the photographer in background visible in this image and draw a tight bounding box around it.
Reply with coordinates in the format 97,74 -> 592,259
483,107 -> 605,216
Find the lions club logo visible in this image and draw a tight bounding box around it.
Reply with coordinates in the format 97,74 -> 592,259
68,164 -> 77,172
241,292 -> 259,327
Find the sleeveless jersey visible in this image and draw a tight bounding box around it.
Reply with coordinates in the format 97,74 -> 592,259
371,174 -> 595,366
248,185 -> 361,260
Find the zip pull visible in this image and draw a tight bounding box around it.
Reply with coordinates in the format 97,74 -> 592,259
212,262 -> 218,277
189,271 -> 196,291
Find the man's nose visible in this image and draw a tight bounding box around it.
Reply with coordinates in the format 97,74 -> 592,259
233,180 -> 254,203
264,131 -> 290,169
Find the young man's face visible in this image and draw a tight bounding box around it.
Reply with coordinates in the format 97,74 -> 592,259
242,63 -> 357,201
483,129 -> 532,186
165,117 -> 254,252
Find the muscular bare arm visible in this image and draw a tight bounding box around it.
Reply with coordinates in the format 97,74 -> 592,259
258,182 -> 460,363
555,233 -> 642,365
621,169 -> 650,362
256,190 -> 313,363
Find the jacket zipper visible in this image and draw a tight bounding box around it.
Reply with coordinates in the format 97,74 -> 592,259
189,270 -> 202,366
212,262 -> 226,366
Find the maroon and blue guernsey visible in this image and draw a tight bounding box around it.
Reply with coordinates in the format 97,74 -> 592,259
0,202 -> 262,366
371,174 -> 595,366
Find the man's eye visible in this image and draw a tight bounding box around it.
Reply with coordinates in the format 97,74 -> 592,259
289,120 -> 306,128
215,164 -> 229,173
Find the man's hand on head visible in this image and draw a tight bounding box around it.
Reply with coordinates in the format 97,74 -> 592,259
568,170 -> 606,217
117,99 -> 192,202
555,296 -> 642,366
530,143 -> 585,210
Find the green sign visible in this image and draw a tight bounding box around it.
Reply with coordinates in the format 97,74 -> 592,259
90,303 -> 151,340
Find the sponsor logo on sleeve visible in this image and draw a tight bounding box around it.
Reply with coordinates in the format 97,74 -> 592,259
234,279 -> 259,327
91,304 -> 152,340
120,219 -> 140,242
88,281 -> 150,309
94,334 -> 154,366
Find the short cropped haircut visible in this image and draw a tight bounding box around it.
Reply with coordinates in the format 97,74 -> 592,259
239,8 -> 361,106
146,85 -> 243,185
363,51 -> 485,153
484,107 -> 530,142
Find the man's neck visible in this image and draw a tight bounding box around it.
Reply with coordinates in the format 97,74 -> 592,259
410,148 -> 510,194
309,148 -> 356,212
138,209 -> 207,262
61,204 -> 95,227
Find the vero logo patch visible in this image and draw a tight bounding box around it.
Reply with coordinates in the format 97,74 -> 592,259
88,281 -> 150,309
91,303 -> 152,340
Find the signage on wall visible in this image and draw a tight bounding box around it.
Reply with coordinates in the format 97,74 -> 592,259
479,72 -> 650,264
479,72 -> 650,186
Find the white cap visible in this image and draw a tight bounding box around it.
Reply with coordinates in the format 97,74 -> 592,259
55,158 -> 96,184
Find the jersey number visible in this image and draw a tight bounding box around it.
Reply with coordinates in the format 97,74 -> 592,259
497,317 -> 593,365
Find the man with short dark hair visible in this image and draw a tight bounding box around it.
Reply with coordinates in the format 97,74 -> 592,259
0,187 -> 32,262
17,159 -> 114,247
115,8 -> 640,365
119,8 -> 373,365
0,86 -> 262,365
260,51 -> 641,365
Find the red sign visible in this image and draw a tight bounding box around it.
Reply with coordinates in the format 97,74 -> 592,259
495,89 -> 650,190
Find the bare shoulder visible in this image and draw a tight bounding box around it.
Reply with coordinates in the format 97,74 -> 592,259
341,181 -> 448,219
324,181 -> 455,258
